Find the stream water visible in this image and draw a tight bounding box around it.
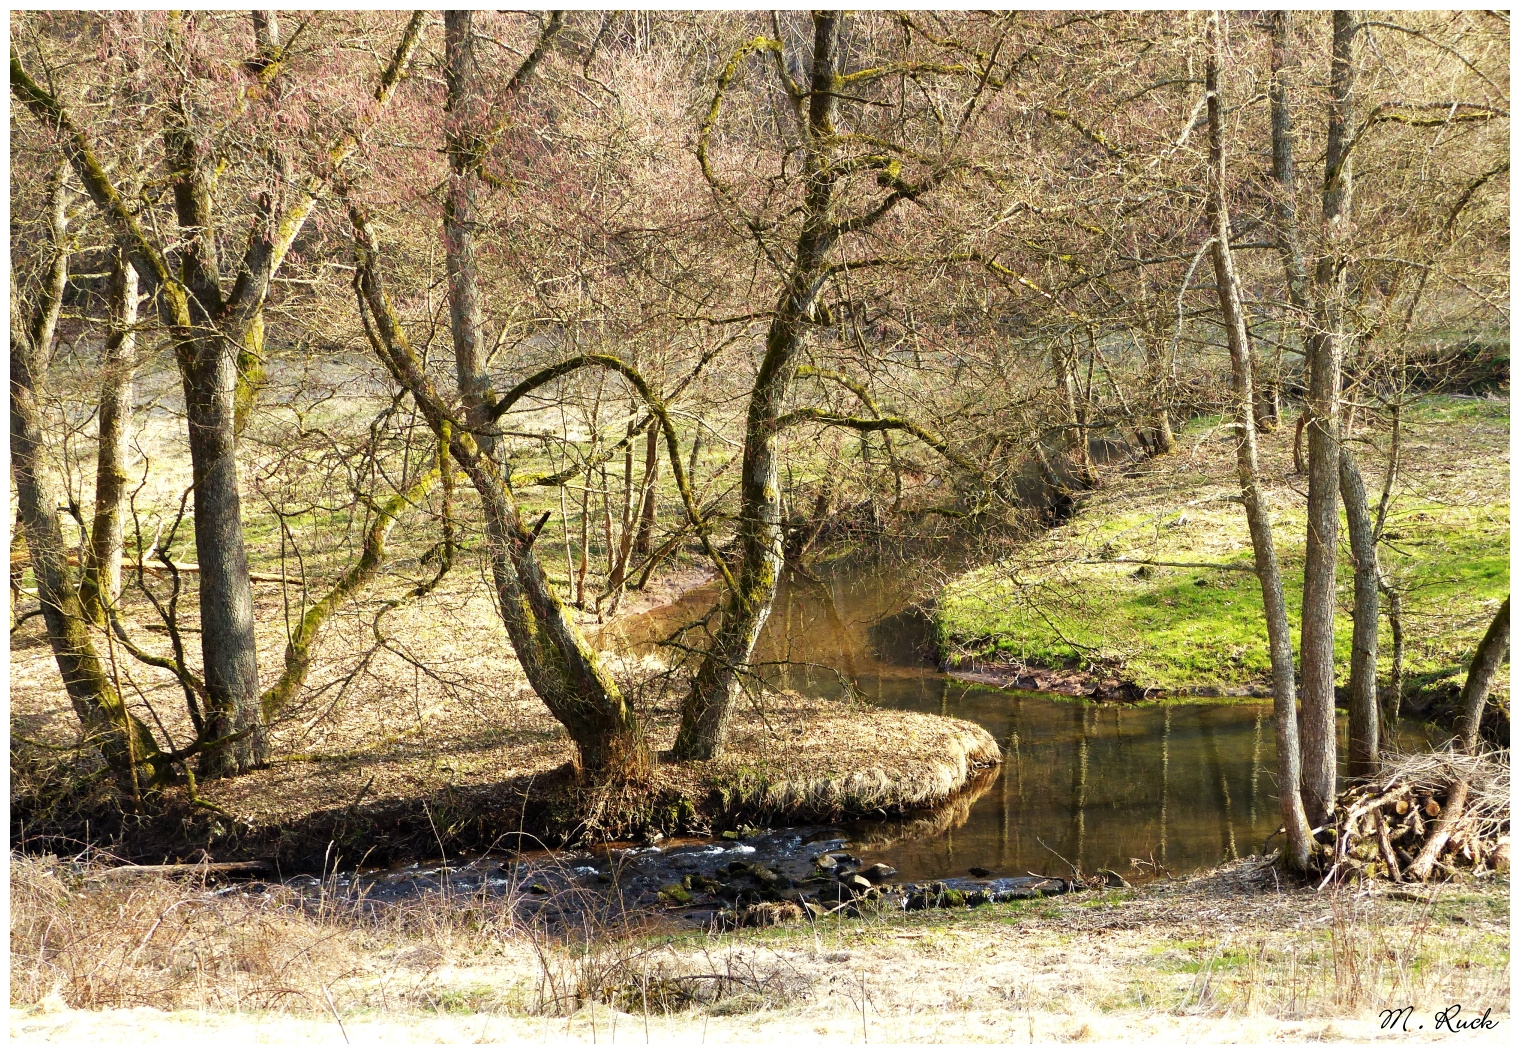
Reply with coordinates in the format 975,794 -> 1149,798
281,554 -> 1420,923
604,558 -> 1286,882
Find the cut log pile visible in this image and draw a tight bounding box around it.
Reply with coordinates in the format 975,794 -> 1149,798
1314,750 -> 1509,888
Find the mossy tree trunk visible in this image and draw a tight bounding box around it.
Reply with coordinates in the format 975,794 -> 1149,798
12,15 -> 426,778
79,244 -> 137,625
670,12 -> 1001,760
8,176 -> 168,789
412,12 -> 644,779
633,421 -> 660,558
673,12 -> 845,761
1454,597 -> 1509,754
1135,307 -> 1175,456
259,467 -> 443,724
1206,12 -> 1314,874
353,209 -> 648,781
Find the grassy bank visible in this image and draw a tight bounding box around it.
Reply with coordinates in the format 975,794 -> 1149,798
937,395 -> 1509,702
11,853 -> 1509,1043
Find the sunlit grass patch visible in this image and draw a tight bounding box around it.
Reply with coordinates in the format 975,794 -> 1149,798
937,396 -> 1509,696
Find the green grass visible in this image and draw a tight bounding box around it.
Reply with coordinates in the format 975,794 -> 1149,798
937,395 -> 1509,695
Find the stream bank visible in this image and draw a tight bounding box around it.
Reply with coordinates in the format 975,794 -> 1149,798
933,395 -> 1509,717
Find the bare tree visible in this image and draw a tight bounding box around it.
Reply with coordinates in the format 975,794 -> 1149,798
12,12 -> 426,776
672,11 -> 1005,759
9,167 -> 168,788
1205,11 -> 1313,872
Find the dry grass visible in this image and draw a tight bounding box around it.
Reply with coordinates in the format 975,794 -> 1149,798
11,853 -> 1508,1044
666,693 -> 1001,819
1378,748 -> 1512,840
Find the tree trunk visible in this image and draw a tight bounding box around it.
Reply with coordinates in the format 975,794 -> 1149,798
353,210 -> 646,780
11,260 -> 166,788
673,310 -> 800,760
1454,597 -> 1509,753
181,339 -> 265,778
1268,9 -> 1356,825
673,12 -> 844,761
1054,334 -> 1095,486
1145,330 -> 1176,455
80,243 -> 137,623
633,420 -> 660,558
1381,582 -> 1405,733
1339,447 -> 1379,776
1205,11 -> 1313,873
1253,366 -> 1281,432
443,10 -> 497,458
1268,12 -> 1312,313
426,13 -> 640,778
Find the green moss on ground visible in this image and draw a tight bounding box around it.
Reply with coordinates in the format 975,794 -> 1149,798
937,395 -> 1509,696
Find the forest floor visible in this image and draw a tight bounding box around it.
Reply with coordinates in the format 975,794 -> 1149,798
936,394 -> 1510,714
11,852 -> 1509,1044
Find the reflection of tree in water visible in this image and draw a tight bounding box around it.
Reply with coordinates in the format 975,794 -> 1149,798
1250,709 -> 1263,828
1160,704 -> 1170,865
1060,702 -> 1092,874
1203,707 -> 1238,861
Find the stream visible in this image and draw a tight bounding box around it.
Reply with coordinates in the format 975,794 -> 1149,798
603,558 -> 1287,882
265,553 -> 1426,928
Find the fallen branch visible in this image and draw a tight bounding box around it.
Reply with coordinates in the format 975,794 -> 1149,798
1407,779 -> 1469,881
1080,556 -> 1257,573
142,558 -> 305,586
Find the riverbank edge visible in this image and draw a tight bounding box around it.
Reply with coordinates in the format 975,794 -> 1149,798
11,709 -> 1002,874
937,654 -> 1508,746
941,656 -> 1271,702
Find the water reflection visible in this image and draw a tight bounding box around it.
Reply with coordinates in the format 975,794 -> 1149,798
611,559 -> 1419,883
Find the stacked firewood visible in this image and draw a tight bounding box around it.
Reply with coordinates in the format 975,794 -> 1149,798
1315,750 -> 1509,888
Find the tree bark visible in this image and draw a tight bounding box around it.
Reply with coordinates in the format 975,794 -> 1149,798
443,10 -> 497,457
180,340 -> 265,777
1454,597 -> 1509,753
1297,9 -> 1358,825
1206,11 -> 1314,873
1382,582 -> 1405,733
673,12 -> 844,761
1267,9 -> 1356,825
1054,333 -> 1096,486
80,244 -> 138,623
1339,447 -> 1379,776
353,209 -> 646,780
633,420 -> 660,557
10,210 -> 166,788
